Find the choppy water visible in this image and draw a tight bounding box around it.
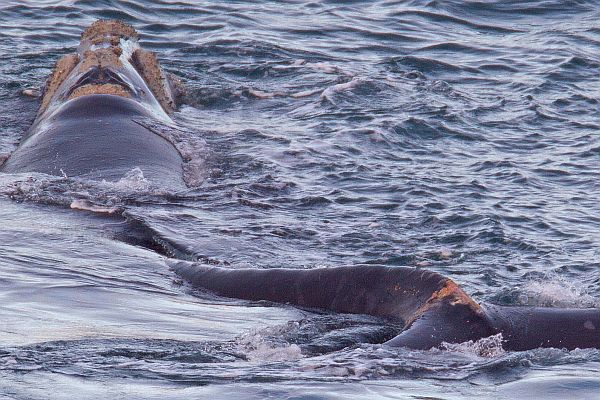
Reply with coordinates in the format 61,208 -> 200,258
1,1 -> 600,399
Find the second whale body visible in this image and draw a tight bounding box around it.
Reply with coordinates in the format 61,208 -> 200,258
174,263 -> 600,351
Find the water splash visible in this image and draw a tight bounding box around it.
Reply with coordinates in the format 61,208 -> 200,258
110,167 -> 152,192
235,323 -> 304,363
0,168 -> 165,211
440,333 -> 506,358
517,275 -> 600,308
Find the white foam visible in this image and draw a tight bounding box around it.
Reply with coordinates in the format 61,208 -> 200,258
69,199 -> 120,214
440,333 -> 506,358
0,168 -> 160,211
235,324 -> 303,363
517,276 -> 599,308
272,59 -> 348,75
291,88 -> 322,98
21,88 -> 40,98
320,77 -> 365,104
307,62 -> 339,74
246,88 -> 276,99
439,248 -> 453,259
245,341 -> 303,362
110,167 -> 152,192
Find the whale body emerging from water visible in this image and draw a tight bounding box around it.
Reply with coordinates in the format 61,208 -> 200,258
2,20 -> 598,352
174,263 -> 600,351
0,20 -> 186,188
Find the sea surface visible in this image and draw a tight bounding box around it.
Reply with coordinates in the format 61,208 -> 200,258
1,1 -> 599,399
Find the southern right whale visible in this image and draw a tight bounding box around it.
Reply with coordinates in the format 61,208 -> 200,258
174,263 -> 600,351
0,20 -> 186,188
2,20 -> 597,353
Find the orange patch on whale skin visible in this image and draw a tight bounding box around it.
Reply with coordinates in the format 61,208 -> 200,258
404,279 -> 484,328
78,48 -> 123,72
81,19 -> 138,43
37,19 -> 184,118
91,35 -> 121,47
430,280 -> 482,311
68,83 -> 131,100
131,49 -> 178,114
39,53 -> 80,116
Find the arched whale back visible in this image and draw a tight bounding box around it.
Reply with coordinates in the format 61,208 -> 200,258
1,95 -> 185,187
1,20 -> 187,188
173,263 -> 600,351
174,264 -> 453,322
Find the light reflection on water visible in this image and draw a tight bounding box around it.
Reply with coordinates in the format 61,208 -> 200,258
0,0 -> 599,398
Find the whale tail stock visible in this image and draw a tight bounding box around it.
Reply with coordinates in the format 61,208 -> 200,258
173,263 -> 600,351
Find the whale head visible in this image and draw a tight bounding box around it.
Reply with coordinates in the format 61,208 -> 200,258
37,20 -> 184,121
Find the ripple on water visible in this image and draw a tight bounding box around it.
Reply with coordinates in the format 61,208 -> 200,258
0,0 -> 599,397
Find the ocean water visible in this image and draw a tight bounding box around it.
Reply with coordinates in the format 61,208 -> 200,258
1,1 -> 599,399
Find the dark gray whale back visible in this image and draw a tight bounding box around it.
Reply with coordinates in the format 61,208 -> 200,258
1,95 -> 185,188
174,263 -> 600,351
